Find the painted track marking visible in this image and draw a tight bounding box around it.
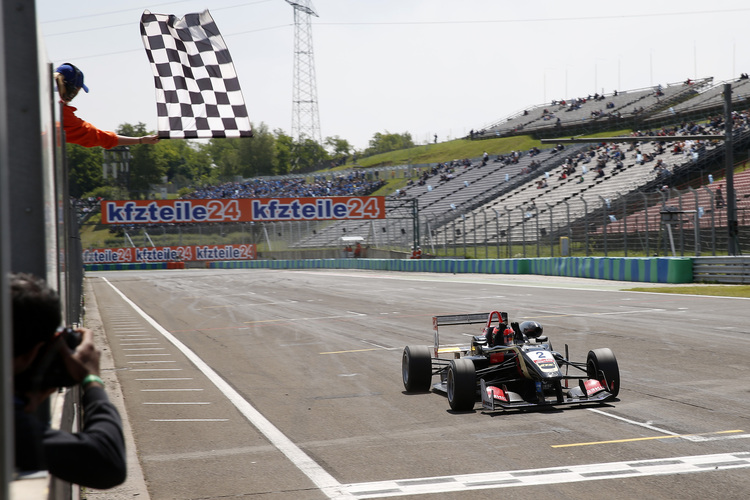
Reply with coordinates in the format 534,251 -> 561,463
102,277 -> 353,499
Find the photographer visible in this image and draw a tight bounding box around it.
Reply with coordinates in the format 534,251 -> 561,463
11,272 -> 126,489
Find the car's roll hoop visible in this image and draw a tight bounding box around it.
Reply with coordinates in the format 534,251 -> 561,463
432,311 -> 508,357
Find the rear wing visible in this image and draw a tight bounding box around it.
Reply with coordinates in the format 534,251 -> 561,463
432,312 -> 508,357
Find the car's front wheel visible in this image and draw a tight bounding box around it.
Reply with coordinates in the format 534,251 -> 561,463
447,358 -> 476,411
402,345 -> 432,392
587,348 -> 620,398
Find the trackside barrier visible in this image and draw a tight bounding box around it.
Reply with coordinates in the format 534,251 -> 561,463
84,262 -> 173,271
206,257 -> 693,284
528,257 -> 693,283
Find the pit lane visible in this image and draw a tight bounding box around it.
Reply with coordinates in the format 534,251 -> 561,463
87,269 -> 750,499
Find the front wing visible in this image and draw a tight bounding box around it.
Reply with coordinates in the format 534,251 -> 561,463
480,379 -> 614,411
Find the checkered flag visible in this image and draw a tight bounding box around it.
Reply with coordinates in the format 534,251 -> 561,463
140,10 -> 252,139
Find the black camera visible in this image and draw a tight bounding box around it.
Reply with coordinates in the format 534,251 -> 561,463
15,327 -> 83,392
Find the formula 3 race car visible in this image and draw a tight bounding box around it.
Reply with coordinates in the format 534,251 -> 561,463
401,311 -> 620,412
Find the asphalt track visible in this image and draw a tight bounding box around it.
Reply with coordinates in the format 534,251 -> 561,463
83,269 -> 750,500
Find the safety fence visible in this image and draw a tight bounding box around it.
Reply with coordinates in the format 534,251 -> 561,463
84,178 -> 749,263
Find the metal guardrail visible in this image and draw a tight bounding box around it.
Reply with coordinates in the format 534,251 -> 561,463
692,256 -> 750,284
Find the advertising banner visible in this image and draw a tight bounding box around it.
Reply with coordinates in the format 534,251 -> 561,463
82,244 -> 256,264
100,196 -> 386,224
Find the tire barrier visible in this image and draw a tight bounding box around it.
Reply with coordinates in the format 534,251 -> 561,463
206,256 -> 693,283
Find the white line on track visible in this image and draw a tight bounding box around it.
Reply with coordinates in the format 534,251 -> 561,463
340,452 -> 750,498
140,389 -> 204,392
135,378 -> 193,381
588,408 -> 750,443
587,408 -> 680,435
150,419 -> 229,422
102,277 -> 354,499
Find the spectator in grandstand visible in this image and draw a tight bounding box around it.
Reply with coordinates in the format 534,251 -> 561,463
715,187 -> 725,209
12,272 -> 126,489
55,63 -> 159,149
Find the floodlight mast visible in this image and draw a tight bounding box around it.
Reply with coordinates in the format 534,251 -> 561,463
285,0 -> 322,147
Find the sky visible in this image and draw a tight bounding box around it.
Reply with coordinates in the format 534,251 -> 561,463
36,0 -> 750,151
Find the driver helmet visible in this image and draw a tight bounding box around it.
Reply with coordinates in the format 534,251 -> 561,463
519,320 -> 543,339
493,326 -> 515,346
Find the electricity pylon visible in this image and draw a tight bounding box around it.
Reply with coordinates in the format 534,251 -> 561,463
285,1 -> 322,145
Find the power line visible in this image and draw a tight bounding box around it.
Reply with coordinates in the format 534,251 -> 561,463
314,8 -> 750,27
55,24 -> 291,61
42,0 -> 274,34
40,1 -> 191,24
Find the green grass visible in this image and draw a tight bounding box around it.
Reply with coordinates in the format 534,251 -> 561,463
346,129 -> 637,169
350,135 -> 545,168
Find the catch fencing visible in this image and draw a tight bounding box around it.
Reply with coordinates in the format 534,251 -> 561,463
85,184 -> 748,263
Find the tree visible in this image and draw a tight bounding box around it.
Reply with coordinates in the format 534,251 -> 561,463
156,140 -> 212,186
274,130 -> 294,175
205,138 -> 242,181
67,143 -> 104,198
237,123 -> 276,177
116,122 -> 167,198
324,135 -> 352,166
293,137 -> 329,172
365,131 -> 415,156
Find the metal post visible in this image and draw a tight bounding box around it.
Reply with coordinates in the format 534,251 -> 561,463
492,208 -> 500,258
462,215 -> 467,257
472,213 -> 477,259
563,199 -> 571,256
411,198 -> 420,253
519,207 -> 526,258
547,203 -> 554,257
4,2 -> 47,495
452,219 -> 457,257
505,206 -> 512,258
689,187 -> 701,256
640,191 -> 650,256
724,83 -> 739,255
534,206 -> 540,257
581,197 -> 589,256
702,186 -> 717,255
599,196 -> 608,256
482,209 -> 488,259
0,3 -> 10,495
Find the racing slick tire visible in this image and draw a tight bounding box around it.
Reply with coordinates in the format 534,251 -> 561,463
447,358 -> 476,411
402,345 -> 432,392
587,348 -> 620,398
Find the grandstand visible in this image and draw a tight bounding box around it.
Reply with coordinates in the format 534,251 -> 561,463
437,131 -> 728,245
471,78 -> 712,140
644,77 -> 750,126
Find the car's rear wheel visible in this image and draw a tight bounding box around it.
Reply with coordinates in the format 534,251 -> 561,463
447,358 -> 476,411
402,345 -> 432,392
587,348 -> 620,398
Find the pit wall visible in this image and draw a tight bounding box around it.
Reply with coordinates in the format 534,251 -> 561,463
85,257 -> 693,284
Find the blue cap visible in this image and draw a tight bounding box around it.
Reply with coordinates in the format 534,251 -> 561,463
56,63 -> 89,93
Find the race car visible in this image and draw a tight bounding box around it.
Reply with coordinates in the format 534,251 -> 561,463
401,311 -> 620,412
